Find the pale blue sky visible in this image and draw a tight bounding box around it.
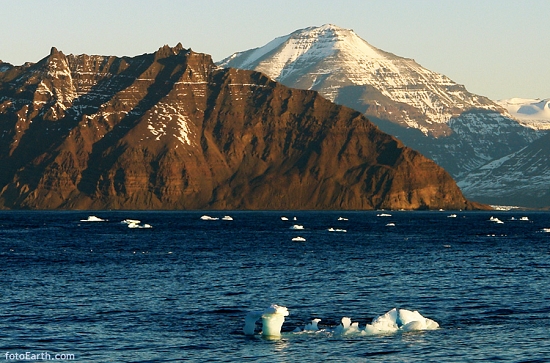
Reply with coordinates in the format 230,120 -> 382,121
1,0 -> 548,100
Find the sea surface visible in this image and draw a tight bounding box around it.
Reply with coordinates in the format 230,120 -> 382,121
1,210 -> 549,362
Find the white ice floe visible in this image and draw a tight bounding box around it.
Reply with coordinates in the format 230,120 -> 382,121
245,306 -> 439,338
542,228 -> 550,233
127,222 -> 153,229
121,219 -> 152,229
222,216 -> 234,221
386,223 -> 396,227
489,216 -> 504,224
80,215 -> 106,222
290,225 -> 304,230
291,236 -> 306,242
121,219 -> 141,225
281,216 -> 289,221
519,216 -> 529,221
377,213 -> 392,217
337,217 -> 348,221
327,228 -> 347,233
447,214 -> 457,218
200,215 -> 219,221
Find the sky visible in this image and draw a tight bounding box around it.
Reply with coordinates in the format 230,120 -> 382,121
1,0 -> 548,100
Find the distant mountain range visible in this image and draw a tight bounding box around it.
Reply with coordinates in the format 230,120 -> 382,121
219,24 -> 550,208
0,45 -> 483,210
496,98 -> 550,130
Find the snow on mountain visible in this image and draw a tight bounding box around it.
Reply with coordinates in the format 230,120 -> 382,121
219,24 -> 550,207
218,24 -> 500,132
457,132 -> 550,208
496,98 -> 550,130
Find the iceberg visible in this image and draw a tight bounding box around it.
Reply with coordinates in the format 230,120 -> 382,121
244,304 -> 289,338
291,236 -> 306,242
290,225 -> 304,230
489,216 -> 504,224
121,219 -> 152,228
80,215 -> 106,222
121,219 -> 141,225
200,215 -> 219,221
245,306 -> 438,338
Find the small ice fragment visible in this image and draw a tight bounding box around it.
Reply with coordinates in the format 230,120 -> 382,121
200,215 -> 219,221
80,215 -> 106,222
304,318 -> 321,331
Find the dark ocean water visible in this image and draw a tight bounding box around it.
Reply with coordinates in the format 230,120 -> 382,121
1,210 -> 549,362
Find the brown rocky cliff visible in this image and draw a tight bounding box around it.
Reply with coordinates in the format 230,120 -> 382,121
0,45 -> 488,210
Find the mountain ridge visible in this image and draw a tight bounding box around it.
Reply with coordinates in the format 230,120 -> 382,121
0,45 -> 485,210
218,24 -> 548,207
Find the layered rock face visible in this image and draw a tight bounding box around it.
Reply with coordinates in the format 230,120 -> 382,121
0,45 -> 485,210
218,24 -> 547,207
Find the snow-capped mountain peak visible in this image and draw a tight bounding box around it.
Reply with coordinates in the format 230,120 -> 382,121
218,24 -> 500,129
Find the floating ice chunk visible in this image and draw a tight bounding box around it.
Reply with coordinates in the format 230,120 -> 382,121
386,223 -> 396,227
328,228 -> 347,232
366,308 -> 439,333
243,311 -> 263,335
244,304 -> 289,337
377,213 -> 392,217
122,219 -> 152,228
398,309 -> 440,331
304,318 -> 321,331
127,222 -> 152,229
281,216 -> 289,221
542,228 -> 550,233
292,236 -> 306,242
447,214 -> 457,218
200,215 -> 219,221
244,307 -> 438,339
262,306 -> 289,337
80,215 -> 106,222
368,308 -> 399,333
222,215 -> 233,221
519,216 -> 529,221
290,225 -> 304,230
489,216 -> 504,224
121,219 -> 141,225
338,217 -> 348,221
333,317 -> 362,336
